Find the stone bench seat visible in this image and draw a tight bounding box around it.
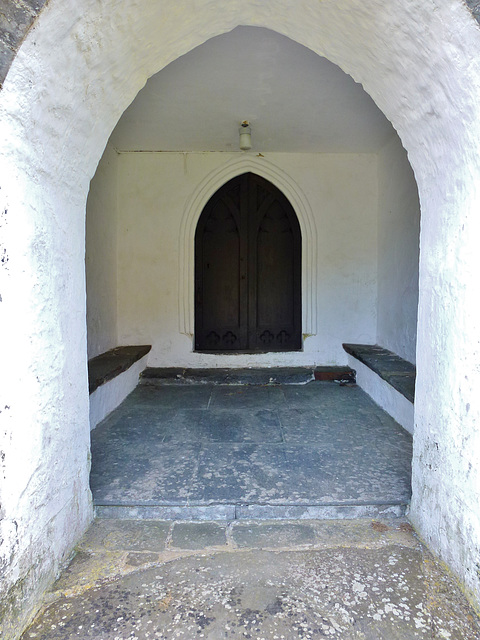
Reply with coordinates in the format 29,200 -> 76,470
88,345 -> 151,394
342,343 -> 415,403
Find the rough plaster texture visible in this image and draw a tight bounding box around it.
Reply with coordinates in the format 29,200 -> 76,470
1,1 -> 480,91
85,142 -> 119,359
377,135 -> 420,364
89,354 -> 148,430
347,355 -> 415,435
1,0 -> 480,635
115,151 -> 378,367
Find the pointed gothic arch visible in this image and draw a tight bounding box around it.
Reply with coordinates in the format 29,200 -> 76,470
178,156 -> 318,339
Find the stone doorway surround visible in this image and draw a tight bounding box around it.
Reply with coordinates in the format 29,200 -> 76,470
179,155 -> 318,338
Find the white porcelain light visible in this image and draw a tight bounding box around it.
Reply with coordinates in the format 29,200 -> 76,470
239,121 -> 252,150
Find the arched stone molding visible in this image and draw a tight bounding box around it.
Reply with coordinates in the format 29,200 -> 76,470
178,156 -> 318,339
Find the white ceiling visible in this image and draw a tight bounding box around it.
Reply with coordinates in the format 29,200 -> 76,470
109,26 -> 395,153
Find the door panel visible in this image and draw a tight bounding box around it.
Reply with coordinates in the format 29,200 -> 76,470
195,177 -> 247,350
195,173 -> 301,352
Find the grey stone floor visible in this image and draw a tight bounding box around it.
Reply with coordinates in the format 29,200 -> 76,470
22,519 -> 480,639
90,382 -> 413,519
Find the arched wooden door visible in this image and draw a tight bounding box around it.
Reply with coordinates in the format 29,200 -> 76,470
195,173 -> 301,352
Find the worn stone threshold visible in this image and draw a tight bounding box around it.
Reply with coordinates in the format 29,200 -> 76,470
141,366 -> 355,386
95,502 -> 408,521
343,343 -> 415,403
88,345 -> 151,394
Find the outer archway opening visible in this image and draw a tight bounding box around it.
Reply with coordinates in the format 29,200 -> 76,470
3,2 -> 480,632
85,26 -> 419,521
194,172 -> 302,353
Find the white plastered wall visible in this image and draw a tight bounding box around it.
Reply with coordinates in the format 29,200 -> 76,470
1,1 -> 480,635
115,151 -> 378,367
86,142 -> 119,359
347,134 -> 420,435
377,135 -> 420,364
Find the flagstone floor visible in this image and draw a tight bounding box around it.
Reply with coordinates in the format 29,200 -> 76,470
21,383 -> 480,639
90,381 -> 412,520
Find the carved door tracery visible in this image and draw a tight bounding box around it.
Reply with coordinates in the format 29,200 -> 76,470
195,173 -> 301,352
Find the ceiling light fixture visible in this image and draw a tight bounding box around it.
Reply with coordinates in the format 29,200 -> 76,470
239,121 -> 252,150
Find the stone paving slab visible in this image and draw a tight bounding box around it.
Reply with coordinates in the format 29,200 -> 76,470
209,384 -> 287,409
80,520 -> 171,552
196,408 -> 283,443
127,384 -> 215,408
76,519 -> 419,554
95,504 -> 237,520
22,519 -> 480,639
171,522 -> 227,549
95,503 -> 408,520
90,382 -> 413,518
232,522 -> 316,548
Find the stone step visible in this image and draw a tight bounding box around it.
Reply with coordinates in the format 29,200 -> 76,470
140,366 -> 355,386
95,501 -> 408,521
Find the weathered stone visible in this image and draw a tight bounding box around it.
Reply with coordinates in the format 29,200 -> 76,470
21,520 -> 480,639
88,345 -> 151,393
232,522 -> 316,548
0,37 -> 15,86
90,382 -> 412,520
141,366 -> 316,385
0,2 -> 34,49
343,343 -> 416,403
466,1 -> 480,20
79,519 -> 171,552
171,522 -> 227,549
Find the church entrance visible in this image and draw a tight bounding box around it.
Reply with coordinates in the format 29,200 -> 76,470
194,172 -> 302,352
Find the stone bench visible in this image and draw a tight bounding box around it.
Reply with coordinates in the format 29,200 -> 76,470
343,343 -> 415,433
88,345 -> 151,429
342,344 -> 415,403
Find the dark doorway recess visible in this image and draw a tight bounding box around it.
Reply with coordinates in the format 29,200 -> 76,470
195,173 -> 302,352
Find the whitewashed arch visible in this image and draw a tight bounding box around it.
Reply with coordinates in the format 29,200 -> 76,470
2,1 -> 480,630
178,156 -> 318,338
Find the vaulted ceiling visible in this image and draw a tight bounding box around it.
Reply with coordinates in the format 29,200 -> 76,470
109,27 -> 396,154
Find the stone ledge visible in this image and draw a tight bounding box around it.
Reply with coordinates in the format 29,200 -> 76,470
140,366 -> 355,385
141,367 -> 315,385
342,343 -> 415,403
88,345 -> 151,394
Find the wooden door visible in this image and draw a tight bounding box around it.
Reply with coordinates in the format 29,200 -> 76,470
195,173 -> 301,352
